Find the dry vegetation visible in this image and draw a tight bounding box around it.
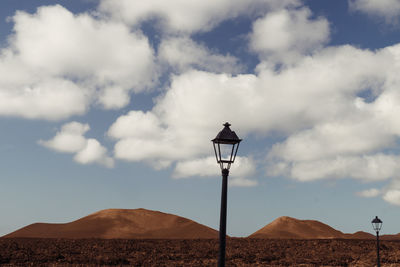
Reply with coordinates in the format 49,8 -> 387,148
1,238 -> 400,266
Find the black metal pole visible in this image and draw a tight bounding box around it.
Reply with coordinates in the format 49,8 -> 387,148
218,168 -> 229,267
376,231 -> 380,267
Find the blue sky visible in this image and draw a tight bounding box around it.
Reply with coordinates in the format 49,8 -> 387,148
1,0 -> 400,237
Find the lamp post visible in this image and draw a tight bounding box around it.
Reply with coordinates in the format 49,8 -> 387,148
212,122 -> 242,267
371,216 -> 382,267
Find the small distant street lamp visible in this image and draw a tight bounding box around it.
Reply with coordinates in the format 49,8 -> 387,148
212,122 -> 242,267
371,216 -> 383,267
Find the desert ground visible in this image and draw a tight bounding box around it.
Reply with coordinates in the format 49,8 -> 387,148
0,238 -> 400,266
2,209 -> 398,266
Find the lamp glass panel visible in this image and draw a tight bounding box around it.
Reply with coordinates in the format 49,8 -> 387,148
372,222 -> 382,231
217,143 -> 235,163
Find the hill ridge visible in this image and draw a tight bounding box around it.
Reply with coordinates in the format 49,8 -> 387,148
249,216 -> 375,239
4,211 -> 399,240
3,208 -> 218,239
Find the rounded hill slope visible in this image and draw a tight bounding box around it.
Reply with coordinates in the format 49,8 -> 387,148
249,216 -> 345,239
4,208 -> 218,239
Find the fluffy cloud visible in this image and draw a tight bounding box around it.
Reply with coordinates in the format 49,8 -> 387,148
0,78 -> 88,120
108,111 -> 257,186
380,179 -> 400,206
349,0 -> 400,24
356,188 -> 381,198
250,7 -> 330,64
265,45 -> 400,183
383,189 -> 400,206
97,86 -> 131,110
108,39 -> 400,193
0,5 -> 156,120
8,1 -> 400,197
99,0 -> 301,34
173,156 -> 257,187
268,120 -> 392,163
39,122 -> 114,167
229,178 -> 258,187
107,71 -> 258,166
107,110 -> 178,162
173,156 -> 256,178
269,154 -> 400,182
39,122 -> 89,153
158,36 -> 243,73
74,139 -> 114,167
108,44 -> 388,161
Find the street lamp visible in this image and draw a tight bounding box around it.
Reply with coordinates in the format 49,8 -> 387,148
371,216 -> 382,267
212,122 -> 241,267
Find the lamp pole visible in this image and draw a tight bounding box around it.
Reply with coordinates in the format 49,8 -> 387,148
371,216 -> 382,267
218,168 -> 229,266
212,122 -> 241,267
376,230 -> 380,267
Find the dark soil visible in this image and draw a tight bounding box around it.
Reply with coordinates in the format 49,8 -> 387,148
0,238 -> 399,266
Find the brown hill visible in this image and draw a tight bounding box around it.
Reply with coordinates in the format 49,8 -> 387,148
249,216 -> 380,240
3,208 -> 218,239
343,231 -> 374,239
249,216 -> 344,239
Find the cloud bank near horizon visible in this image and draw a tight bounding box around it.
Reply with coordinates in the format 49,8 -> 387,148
2,1 -> 400,199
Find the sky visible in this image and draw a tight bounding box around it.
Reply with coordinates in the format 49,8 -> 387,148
1,0 -> 400,237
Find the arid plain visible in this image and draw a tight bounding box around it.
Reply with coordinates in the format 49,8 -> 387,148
1,209 -> 399,266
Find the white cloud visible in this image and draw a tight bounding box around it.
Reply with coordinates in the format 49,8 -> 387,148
268,118 -> 393,163
0,78 -> 88,120
96,0 -> 400,202
40,122 -> 114,167
39,122 -> 89,153
250,7 -> 330,64
264,45 -> 400,183
173,156 -> 256,179
107,108 -> 258,186
104,35 -> 400,198
108,71 -> 258,165
272,154 -> 400,182
230,178 -> 258,187
10,0 -> 400,197
356,188 -> 381,198
99,0 -> 301,34
107,42 -> 395,170
173,157 -> 219,178
349,0 -> 400,24
74,139 -> 114,168
108,110 -> 185,163
97,86 -> 130,110
0,5 -> 156,120
383,189 -> 400,206
108,110 -> 162,140
158,36 -> 243,73
12,5 -> 156,91
172,156 -> 257,187
380,179 -> 400,205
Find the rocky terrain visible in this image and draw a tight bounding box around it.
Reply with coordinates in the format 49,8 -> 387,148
0,238 -> 400,266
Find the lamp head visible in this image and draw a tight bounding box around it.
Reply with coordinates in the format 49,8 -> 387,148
212,122 -> 241,170
371,216 -> 382,232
